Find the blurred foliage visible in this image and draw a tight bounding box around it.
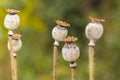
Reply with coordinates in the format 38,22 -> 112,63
0,0 -> 120,80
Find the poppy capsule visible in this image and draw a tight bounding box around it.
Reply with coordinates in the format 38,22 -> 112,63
8,38 -> 22,53
52,25 -> 68,42
52,20 -> 70,46
4,14 -> 20,30
62,43 -> 80,62
8,34 -> 22,53
4,9 -> 20,30
85,22 -> 103,46
85,16 -> 104,46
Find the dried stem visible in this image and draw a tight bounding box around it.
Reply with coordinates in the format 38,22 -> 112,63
71,67 -> 76,80
9,36 -> 17,80
88,46 -> 95,80
53,45 -> 58,80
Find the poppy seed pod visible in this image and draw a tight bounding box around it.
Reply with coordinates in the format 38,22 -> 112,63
52,25 -> 68,41
62,36 -> 80,62
62,43 -> 80,62
4,9 -> 20,30
85,16 -> 105,46
8,34 -> 22,53
52,20 -> 70,46
85,22 -> 103,40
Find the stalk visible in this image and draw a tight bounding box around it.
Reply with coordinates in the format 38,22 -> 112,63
9,36 -> 17,80
88,46 -> 95,80
71,67 -> 76,80
53,45 -> 58,80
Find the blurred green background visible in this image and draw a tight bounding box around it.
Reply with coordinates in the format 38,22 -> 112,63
0,0 -> 120,80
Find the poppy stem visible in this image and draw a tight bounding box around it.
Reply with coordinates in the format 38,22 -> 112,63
53,43 -> 58,80
9,36 -> 17,80
88,46 -> 95,80
71,67 -> 76,80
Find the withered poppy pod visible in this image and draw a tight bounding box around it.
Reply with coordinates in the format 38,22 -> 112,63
62,43 -> 80,62
85,16 -> 105,80
52,20 -> 70,46
4,9 -> 20,35
62,36 -> 80,62
62,37 -> 80,80
85,16 -> 104,46
8,34 -> 22,53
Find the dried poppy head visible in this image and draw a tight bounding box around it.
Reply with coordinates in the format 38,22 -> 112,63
62,36 -> 80,62
86,16 -> 104,46
52,20 -> 70,46
4,9 -> 20,30
8,34 -> 22,53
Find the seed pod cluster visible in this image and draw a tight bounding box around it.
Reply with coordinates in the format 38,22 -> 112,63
4,9 -> 22,53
